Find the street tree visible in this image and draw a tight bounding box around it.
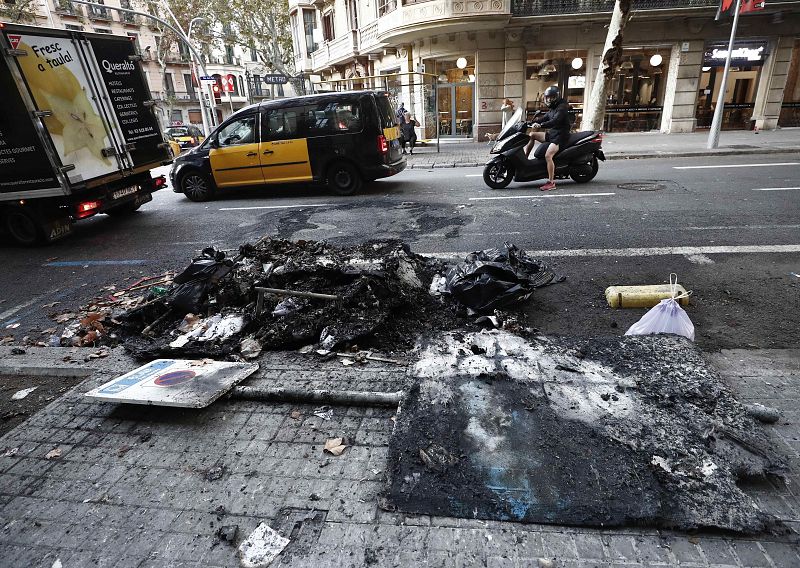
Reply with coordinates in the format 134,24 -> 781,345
0,0 -> 39,23
581,0 -> 634,131
213,0 -> 298,94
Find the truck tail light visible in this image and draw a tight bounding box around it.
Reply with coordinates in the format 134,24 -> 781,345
377,135 -> 388,155
75,200 -> 101,219
153,176 -> 166,189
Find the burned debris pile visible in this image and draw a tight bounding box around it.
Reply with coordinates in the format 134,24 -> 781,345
114,239 -> 474,359
387,331 -> 786,533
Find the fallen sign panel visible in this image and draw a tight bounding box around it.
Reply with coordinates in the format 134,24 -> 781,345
387,331 -> 783,533
85,359 -> 258,408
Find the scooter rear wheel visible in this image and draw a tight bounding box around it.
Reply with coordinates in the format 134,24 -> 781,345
570,157 -> 599,184
483,161 -> 515,189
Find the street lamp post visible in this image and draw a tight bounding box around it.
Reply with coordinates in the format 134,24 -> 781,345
187,16 -> 216,135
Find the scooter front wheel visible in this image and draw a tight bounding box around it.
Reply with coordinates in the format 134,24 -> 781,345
483,160 -> 515,189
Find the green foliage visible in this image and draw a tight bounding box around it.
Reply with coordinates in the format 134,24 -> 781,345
0,0 -> 40,23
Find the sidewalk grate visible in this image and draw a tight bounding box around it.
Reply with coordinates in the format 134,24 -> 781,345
618,182 -> 666,191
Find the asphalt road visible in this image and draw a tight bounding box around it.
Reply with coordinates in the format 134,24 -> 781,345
1,152 -> 798,350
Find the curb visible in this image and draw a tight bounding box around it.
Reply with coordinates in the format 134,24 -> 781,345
405,146 -> 800,168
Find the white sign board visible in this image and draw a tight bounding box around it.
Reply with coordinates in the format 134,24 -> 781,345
85,359 -> 258,408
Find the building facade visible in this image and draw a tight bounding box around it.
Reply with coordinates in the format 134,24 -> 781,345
9,0 -> 286,130
289,0 -> 800,140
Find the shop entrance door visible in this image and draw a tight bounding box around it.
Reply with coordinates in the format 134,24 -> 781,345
437,83 -> 474,137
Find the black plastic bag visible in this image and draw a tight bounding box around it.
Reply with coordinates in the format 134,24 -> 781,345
444,242 -> 564,313
168,248 -> 230,313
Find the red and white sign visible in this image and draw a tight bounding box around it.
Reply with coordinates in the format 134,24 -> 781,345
224,74 -> 235,92
8,35 -> 21,49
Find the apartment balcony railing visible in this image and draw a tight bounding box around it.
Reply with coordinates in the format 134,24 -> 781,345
54,1 -> 82,16
156,91 -> 199,102
87,5 -> 112,20
120,12 -> 139,25
311,31 -> 359,70
511,0 -> 717,16
359,20 -> 380,53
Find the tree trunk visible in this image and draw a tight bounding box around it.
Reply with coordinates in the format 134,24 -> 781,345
581,0 -> 632,131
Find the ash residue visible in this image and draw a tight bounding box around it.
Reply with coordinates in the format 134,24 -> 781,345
386,331 -> 785,533
116,238 -> 471,359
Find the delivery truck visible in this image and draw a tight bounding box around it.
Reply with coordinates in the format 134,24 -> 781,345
0,23 -> 171,245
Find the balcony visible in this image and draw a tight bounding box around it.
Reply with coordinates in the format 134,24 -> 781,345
54,1 -> 82,17
155,91 -> 199,103
120,12 -> 140,26
87,5 -> 112,21
310,31 -> 359,70
511,0 -> 717,16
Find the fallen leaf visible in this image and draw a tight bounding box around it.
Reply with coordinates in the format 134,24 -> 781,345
323,438 -> 348,456
45,448 -> 62,460
0,336 -> 14,345
290,410 -> 301,420
3,447 -> 19,457
688,536 -> 700,545
80,312 -> 105,327
53,313 -> 75,323
41,328 -> 57,335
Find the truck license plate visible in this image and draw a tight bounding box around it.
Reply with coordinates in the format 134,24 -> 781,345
112,185 -> 138,200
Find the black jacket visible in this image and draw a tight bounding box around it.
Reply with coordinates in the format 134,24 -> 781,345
538,98 -> 571,146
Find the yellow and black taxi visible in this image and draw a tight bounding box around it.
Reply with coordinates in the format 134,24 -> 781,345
165,125 -> 205,151
170,91 -> 406,200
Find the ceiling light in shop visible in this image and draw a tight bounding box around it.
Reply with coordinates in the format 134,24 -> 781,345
702,66 -> 711,72
571,57 -> 583,70
468,74 -> 475,82
456,57 -> 468,69
650,54 -> 663,67
620,60 -> 634,70
542,63 -> 557,74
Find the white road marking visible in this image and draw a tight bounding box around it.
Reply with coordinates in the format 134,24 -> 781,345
219,204 -> 333,211
0,298 -> 39,324
465,174 -> 483,177
685,254 -> 715,265
683,224 -> 800,230
424,244 -> 800,259
469,192 -> 616,201
751,187 -> 800,191
673,162 -> 799,170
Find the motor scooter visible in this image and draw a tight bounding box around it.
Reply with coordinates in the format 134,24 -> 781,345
483,108 -> 605,189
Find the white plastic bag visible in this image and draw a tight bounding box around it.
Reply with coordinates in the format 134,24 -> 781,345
624,274 -> 694,341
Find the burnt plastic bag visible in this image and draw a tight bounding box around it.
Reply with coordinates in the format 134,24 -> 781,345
168,248 -> 230,313
444,242 -> 564,313
625,275 -> 694,340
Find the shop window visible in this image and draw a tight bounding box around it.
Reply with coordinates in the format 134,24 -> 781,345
696,41 -> 766,130
604,47 -> 670,132
525,50 -> 588,125
779,39 -> 800,127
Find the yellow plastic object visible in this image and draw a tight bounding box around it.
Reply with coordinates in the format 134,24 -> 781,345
605,284 -> 690,308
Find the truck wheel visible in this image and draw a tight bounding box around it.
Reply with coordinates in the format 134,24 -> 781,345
3,206 -> 42,246
181,171 -> 215,202
105,202 -> 141,216
327,162 -> 362,196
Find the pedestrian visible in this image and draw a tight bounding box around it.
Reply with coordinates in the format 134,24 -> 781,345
400,112 -> 419,154
395,101 -> 407,125
501,98 -> 515,128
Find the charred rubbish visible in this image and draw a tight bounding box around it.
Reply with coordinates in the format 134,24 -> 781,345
113,238 -> 483,359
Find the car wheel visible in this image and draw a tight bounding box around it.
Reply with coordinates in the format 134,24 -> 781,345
570,157 -> 599,183
3,206 -> 42,246
327,162 -> 362,196
180,170 -> 215,202
483,160 -> 514,189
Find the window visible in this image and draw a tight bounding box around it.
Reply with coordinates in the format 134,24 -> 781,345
164,73 -> 175,96
238,76 -> 245,96
347,0 -> 359,30
321,11 -> 334,42
120,0 -> 136,23
250,46 -> 258,62
95,28 -> 111,34
170,109 -> 183,124
302,10 -> 317,56
217,116 -> 257,146
252,75 -> 263,97
378,0 -> 397,17
126,32 -> 140,52
225,46 -> 234,65
290,13 -> 300,57
88,0 -> 110,20
65,24 -> 83,31
184,73 -> 196,99
261,107 -> 302,141
305,101 -> 363,136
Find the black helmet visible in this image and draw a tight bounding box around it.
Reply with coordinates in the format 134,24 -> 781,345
543,86 -> 560,99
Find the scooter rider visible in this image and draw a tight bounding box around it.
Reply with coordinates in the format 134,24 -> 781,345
524,86 -> 571,191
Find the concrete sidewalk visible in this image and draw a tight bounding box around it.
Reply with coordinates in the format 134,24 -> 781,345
406,128 -> 800,168
0,345 -> 798,567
